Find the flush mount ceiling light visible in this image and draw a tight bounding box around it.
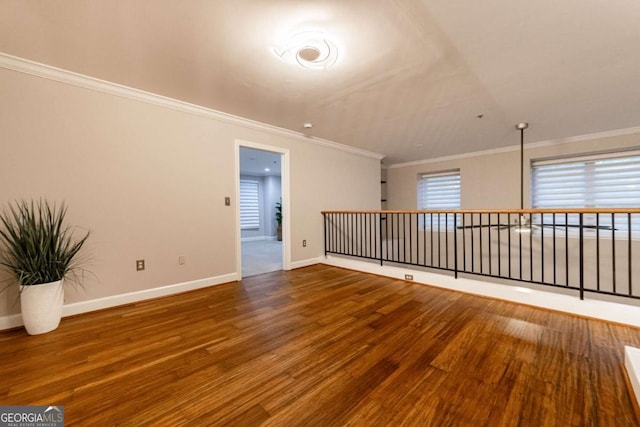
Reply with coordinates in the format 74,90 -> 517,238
274,31 -> 339,70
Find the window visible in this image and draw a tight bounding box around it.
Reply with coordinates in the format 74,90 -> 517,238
532,151 -> 640,235
417,170 -> 460,229
240,180 -> 260,229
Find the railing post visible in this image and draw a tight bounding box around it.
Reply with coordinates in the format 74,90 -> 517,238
579,212 -> 584,300
629,213 -> 633,298
379,212 -> 384,266
323,213 -> 327,257
454,213 -> 458,279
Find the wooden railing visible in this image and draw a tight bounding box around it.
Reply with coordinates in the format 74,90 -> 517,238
322,209 -> 640,301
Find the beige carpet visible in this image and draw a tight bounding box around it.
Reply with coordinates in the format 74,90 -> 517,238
241,239 -> 282,277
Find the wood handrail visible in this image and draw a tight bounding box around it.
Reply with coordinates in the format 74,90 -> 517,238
321,208 -> 640,214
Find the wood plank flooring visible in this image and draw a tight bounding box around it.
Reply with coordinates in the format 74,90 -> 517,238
1,264 -> 639,426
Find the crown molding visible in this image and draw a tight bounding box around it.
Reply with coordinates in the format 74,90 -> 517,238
388,126 -> 640,169
0,52 -> 384,161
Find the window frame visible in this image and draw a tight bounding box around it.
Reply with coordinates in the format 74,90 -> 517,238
531,150 -> 640,238
417,169 -> 461,230
239,179 -> 261,230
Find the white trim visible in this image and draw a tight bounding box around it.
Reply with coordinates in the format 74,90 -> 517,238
321,255 -> 640,327
533,149 -> 640,166
625,346 -> 640,408
0,314 -> 23,332
388,127 -> 640,169
290,257 -> 322,270
0,273 -> 238,331
0,52 -> 384,161
235,140 -> 291,277
241,236 -> 277,242
419,169 -> 460,179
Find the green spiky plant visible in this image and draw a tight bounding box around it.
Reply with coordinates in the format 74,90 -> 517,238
275,199 -> 283,241
0,200 -> 90,288
275,199 -> 282,226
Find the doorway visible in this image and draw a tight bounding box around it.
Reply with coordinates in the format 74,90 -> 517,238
235,141 -> 290,278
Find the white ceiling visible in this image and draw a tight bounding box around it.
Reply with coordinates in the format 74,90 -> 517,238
1,1 -> 639,164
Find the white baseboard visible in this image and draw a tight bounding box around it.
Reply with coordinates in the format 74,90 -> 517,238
0,314 -> 23,332
290,257 -> 322,270
241,236 -> 277,242
625,346 -> 640,408
8,256 -> 639,330
0,272 -> 238,331
322,255 -> 640,327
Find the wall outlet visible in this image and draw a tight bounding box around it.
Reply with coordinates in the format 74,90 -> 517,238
404,274 -> 413,281
303,240 -> 307,247
136,259 -> 145,271
178,256 -> 185,265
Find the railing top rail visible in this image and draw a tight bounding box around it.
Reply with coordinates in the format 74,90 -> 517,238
321,208 -> 640,214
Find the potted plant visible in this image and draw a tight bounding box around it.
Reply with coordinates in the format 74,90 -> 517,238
0,200 -> 89,335
275,199 -> 282,241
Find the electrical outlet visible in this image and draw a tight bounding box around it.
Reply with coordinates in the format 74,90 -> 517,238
404,274 -> 413,281
136,259 -> 145,271
178,256 -> 185,265
303,240 -> 307,247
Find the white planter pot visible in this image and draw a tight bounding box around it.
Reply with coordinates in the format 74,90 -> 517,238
20,280 -> 64,335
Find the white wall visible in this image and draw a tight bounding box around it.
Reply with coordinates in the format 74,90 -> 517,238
0,59 -> 381,320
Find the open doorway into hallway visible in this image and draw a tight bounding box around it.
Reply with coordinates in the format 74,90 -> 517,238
238,145 -> 285,277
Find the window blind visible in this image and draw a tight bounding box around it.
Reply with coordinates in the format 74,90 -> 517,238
417,170 -> 460,228
532,152 -> 640,234
240,180 -> 260,229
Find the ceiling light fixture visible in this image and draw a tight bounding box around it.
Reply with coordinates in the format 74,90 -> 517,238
514,122 -> 532,233
265,168 -> 270,172
516,122 -> 529,211
274,31 -> 338,70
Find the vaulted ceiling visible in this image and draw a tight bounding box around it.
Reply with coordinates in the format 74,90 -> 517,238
1,1 -> 639,164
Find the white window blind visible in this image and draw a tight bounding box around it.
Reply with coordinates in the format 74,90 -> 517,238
417,170 -> 460,229
240,180 -> 260,229
532,152 -> 640,235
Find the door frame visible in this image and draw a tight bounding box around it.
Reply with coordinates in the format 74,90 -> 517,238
234,139 -> 291,278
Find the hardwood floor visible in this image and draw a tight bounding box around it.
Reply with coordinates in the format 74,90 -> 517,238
1,264 -> 639,426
